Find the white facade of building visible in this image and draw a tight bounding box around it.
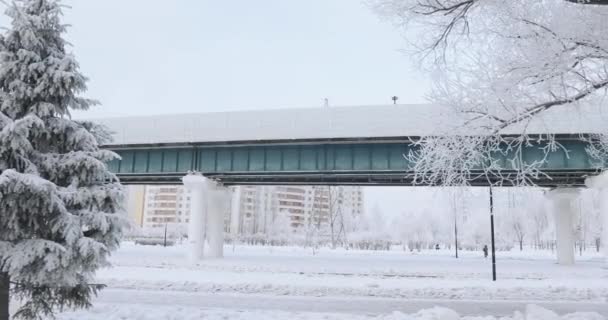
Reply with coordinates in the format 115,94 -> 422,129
137,185 -> 364,237
142,185 -> 191,229
227,185 -> 364,236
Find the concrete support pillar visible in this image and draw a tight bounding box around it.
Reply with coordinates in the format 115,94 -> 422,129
230,186 -> 242,237
182,173 -> 230,260
206,183 -> 230,258
546,188 -> 579,265
585,172 -> 608,265
182,174 -> 209,262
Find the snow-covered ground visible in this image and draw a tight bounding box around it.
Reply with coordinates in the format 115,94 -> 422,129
56,243 -> 608,319
58,303 -> 604,320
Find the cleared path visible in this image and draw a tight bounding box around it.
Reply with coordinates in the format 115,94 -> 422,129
96,288 -> 608,317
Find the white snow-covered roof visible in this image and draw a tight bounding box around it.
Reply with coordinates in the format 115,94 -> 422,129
95,104 -> 607,146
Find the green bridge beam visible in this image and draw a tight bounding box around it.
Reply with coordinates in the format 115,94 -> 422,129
105,136 -> 604,187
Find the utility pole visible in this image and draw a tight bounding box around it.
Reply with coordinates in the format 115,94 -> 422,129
391,96 -> 398,104
1,272 -> 8,320
489,187 -> 497,281
163,222 -> 168,247
578,198 -> 584,256
452,189 -> 459,259
454,213 -> 459,259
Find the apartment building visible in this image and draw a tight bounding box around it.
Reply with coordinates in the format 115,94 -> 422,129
142,185 -> 191,229
228,185 -> 364,236
126,184 -> 364,237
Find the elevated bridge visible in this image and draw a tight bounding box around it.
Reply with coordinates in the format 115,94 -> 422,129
96,104 -> 608,265
98,104 -> 606,187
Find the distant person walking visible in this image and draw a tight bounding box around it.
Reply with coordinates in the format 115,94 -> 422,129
483,245 -> 489,258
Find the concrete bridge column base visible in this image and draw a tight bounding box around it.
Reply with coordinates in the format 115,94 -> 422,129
205,182 -> 230,258
182,173 -> 229,261
546,188 -> 580,265
182,174 -> 211,262
585,172 -> 608,266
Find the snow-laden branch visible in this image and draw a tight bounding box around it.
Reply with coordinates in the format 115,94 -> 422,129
373,0 -> 608,186
586,133 -> 608,168
407,133 -> 560,187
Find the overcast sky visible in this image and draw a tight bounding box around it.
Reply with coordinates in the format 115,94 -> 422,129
49,0 -> 430,119
2,1 -> 433,214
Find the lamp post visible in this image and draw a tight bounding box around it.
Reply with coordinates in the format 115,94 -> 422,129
452,190 -> 459,259
489,186 -> 497,281
454,212 -> 459,259
164,222 -> 168,247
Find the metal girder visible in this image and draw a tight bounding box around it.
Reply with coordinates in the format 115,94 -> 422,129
566,0 -> 608,4
107,135 -> 604,187
117,169 -> 599,187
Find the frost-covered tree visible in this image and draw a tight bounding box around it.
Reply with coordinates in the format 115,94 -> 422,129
528,196 -> 551,249
372,0 -> 608,186
575,189 -> 603,252
349,203 -> 391,250
267,210 -> 293,246
587,133 -> 608,168
0,1 -> 125,319
503,190 -> 528,251
327,186 -> 340,249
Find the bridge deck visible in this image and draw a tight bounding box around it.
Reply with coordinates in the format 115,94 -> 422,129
96,104 -> 606,146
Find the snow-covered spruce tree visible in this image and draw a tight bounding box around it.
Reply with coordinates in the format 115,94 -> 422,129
0,1 -> 125,319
